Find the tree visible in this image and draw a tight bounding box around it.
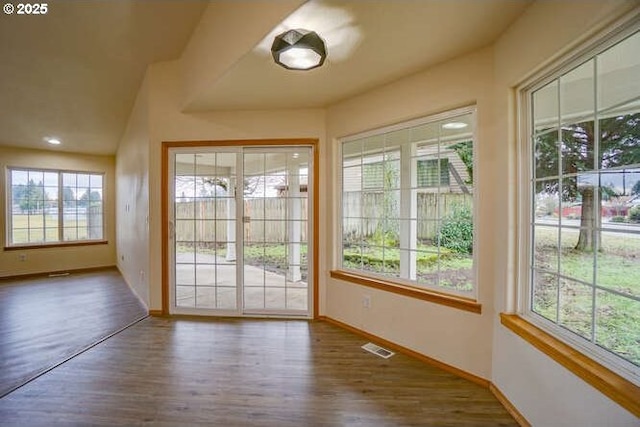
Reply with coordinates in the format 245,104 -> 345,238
632,180 -> 640,196
79,189 -> 102,207
379,160 -> 400,244
202,177 -> 228,192
450,140 -> 473,184
364,160 -> 400,246
243,176 -> 263,197
535,112 -> 640,251
194,177 -> 229,198
12,184 -> 27,205
600,184 -> 621,201
63,186 -> 75,202
18,179 -> 46,214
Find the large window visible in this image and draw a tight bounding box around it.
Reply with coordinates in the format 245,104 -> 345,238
524,27 -> 640,378
7,168 -> 104,246
340,108 -> 475,296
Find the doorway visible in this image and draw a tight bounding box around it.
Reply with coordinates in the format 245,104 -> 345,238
164,142 -> 316,318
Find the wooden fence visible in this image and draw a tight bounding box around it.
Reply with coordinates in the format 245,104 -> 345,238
342,192 -> 471,241
175,199 -> 308,243
175,193 -> 470,244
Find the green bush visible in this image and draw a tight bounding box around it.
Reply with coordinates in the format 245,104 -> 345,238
630,206 -> 640,223
610,216 -> 627,223
439,204 -> 473,254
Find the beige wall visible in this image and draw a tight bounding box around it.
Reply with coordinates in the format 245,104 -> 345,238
116,75 -> 150,306
491,1 -> 639,426
326,47 -> 496,380
145,60 -> 327,311
0,146 -> 116,277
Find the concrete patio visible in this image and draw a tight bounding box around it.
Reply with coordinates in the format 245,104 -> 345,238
175,251 -> 308,312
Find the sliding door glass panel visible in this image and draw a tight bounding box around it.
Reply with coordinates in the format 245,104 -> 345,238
242,149 -> 310,313
174,151 -> 237,311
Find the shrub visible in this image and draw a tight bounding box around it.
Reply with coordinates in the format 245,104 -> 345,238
610,216 -> 627,223
439,204 -> 473,254
630,206 -> 640,223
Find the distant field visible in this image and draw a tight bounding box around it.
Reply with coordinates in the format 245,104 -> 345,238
10,214 -> 89,243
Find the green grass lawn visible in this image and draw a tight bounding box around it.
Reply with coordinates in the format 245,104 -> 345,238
534,226 -> 640,296
11,214 -> 89,243
533,226 -> 640,365
342,244 -> 473,292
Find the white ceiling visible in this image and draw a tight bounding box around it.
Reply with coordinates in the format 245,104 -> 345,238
188,0 -> 531,111
0,0 -> 532,156
0,0 -> 207,155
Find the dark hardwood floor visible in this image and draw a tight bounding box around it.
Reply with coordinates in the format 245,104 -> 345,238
0,313 -> 517,426
0,268 -> 147,397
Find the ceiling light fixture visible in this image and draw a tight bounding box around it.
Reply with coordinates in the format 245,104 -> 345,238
45,137 -> 61,145
442,122 -> 468,130
271,29 -> 327,71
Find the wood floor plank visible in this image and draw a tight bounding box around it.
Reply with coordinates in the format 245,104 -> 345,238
0,316 -> 517,426
0,268 -> 147,397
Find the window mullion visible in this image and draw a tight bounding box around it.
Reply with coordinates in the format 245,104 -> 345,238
58,172 -> 63,241
399,141 -> 416,281
555,80 -> 562,325
590,57 -> 600,345
436,126 -> 442,288
382,137 -> 387,279
7,171 -> 13,245
528,91 -> 536,316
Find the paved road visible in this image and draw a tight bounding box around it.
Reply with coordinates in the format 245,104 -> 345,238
536,218 -> 640,236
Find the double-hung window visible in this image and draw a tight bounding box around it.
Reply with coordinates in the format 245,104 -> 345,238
521,24 -> 640,381
7,168 -> 105,247
340,107 -> 476,297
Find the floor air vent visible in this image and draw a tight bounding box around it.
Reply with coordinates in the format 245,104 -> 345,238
361,342 -> 395,359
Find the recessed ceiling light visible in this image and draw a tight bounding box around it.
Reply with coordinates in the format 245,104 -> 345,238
442,122 -> 468,130
45,137 -> 61,145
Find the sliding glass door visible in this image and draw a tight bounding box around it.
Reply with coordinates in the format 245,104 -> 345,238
168,145 -> 313,318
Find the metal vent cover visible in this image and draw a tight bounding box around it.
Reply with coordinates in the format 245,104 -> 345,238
361,342 -> 395,359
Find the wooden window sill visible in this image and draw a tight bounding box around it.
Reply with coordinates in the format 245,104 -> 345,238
500,313 -> 640,418
4,241 -> 109,251
330,270 -> 481,314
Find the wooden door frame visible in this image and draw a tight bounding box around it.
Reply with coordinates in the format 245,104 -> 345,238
161,139 -> 320,318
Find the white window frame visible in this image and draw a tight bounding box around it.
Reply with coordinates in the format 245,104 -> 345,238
517,19 -> 640,386
338,106 -> 478,300
6,167 -> 106,247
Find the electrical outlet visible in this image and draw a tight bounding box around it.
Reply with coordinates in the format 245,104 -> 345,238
363,295 -> 371,309
18,253 -> 27,262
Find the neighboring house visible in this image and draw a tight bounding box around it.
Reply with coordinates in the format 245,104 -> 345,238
342,145 -> 471,194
